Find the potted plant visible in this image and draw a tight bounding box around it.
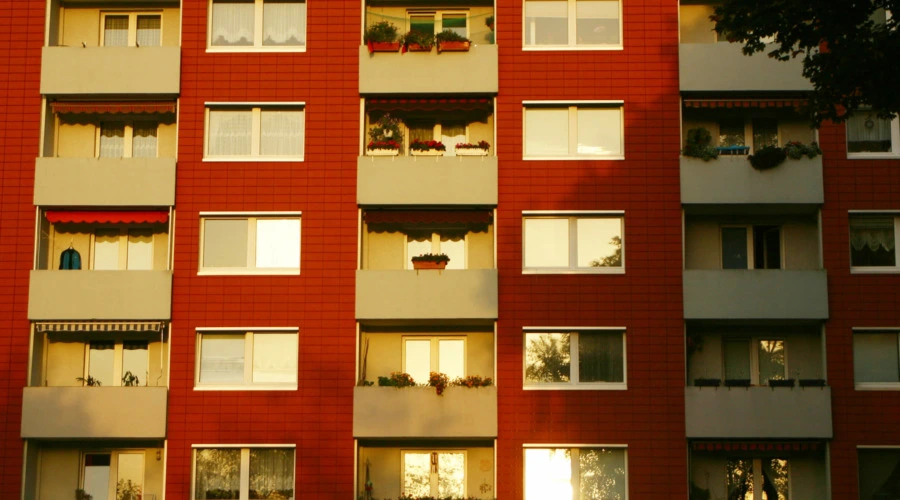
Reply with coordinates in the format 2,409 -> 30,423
364,21 -> 400,53
452,375 -> 493,387
694,378 -> 721,388
400,30 -> 434,52
410,139 -> 446,156
768,378 -> 795,388
367,114 -> 403,156
377,372 -> 416,387
435,30 -> 471,53
799,378 -> 827,387
748,145 -> 788,170
783,141 -> 823,159
411,253 -> 450,269
485,15 -> 494,31
429,371 -> 450,395
724,378 -> 751,387
455,140 -> 490,156
683,128 -> 719,161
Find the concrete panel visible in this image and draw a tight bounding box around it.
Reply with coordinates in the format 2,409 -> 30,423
29,270 -> 172,320
679,43 -> 811,92
22,386 -> 167,439
34,157 -> 176,206
684,386 -> 832,438
353,386 -> 497,438
683,270 -> 828,320
357,155 -> 497,205
356,269 -> 498,320
359,44 -> 498,94
681,156 -> 823,205
41,46 -> 181,95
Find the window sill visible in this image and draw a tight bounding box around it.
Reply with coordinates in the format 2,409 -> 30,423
855,383 -> 900,391
198,268 -> 300,276
846,153 -> 900,159
850,267 -> 900,274
203,156 -> 305,162
523,155 -> 625,161
523,268 -> 625,275
206,46 -> 307,53
523,45 -> 624,52
524,383 -> 627,391
194,385 -> 298,391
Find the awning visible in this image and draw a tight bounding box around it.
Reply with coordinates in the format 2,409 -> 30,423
35,321 -> 167,334
367,97 -> 493,113
364,210 -> 493,225
691,441 -> 824,453
683,99 -> 807,110
46,210 -> 169,224
51,101 -> 177,115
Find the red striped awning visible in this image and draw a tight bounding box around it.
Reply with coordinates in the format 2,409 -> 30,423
367,97 -> 493,113
691,441 -> 824,453
46,211 -> 169,224
51,101 -> 176,115
683,99 -> 807,109
364,210 -> 493,225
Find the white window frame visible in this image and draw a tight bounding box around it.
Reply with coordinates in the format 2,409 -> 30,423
849,211 -> 900,273
400,449 -> 467,498
95,121 -> 159,158
207,0 -> 307,52
523,445 -> 628,500
853,328 -> 900,390
81,450 -> 146,500
522,0 -> 624,50
90,227 -> 156,270
191,445 -> 296,500
523,101 -> 624,160
84,339 -> 150,387
203,103 -> 305,161
100,11 -> 163,47
194,327 -> 299,390
522,211 -> 625,274
722,337 -> 788,385
402,336 -> 467,382
407,10 -> 469,38
719,224 -> 783,270
846,111 -> 900,159
198,212 -> 301,275
523,327 -> 626,390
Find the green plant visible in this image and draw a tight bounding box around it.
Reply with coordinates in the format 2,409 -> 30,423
400,30 -> 434,49
451,375 -> 493,387
76,375 -> 101,387
75,489 -> 93,500
409,139 -> 446,151
435,30 -> 471,44
783,140 -> 822,159
748,145 -> 787,170
121,371 -> 141,387
368,113 -> 403,150
377,372 -> 416,387
455,140 -> 490,150
683,127 -> 719,161
485,16 -> 494,28
428,371 -> 449,395
364,21 -> 399,43
410,253 -> 450,263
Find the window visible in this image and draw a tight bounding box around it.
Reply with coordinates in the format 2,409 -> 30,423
196,329 -> 298,389
522,213 -> 624,273
408,11 -> 468,38
199,213 -> 300,274
98,122 -> 158,158
524,328 -> 625,389
523,0 -> 622,49
408,121 -> 468,156
524,102 -> 623,159
92,228 -> 155,270
82,451 -> 145,500
404,337 -> 465,383
205,105 -> 305,160
850,214 -> 899,270
524,446 -> 627,499
84,340 -> 149,387
858,448 -> 900,499
209,0 -> 306,50
721,225 -> 781,270
726,458 -> 789,500
406,231 -> 466,269
723,338 -> 786,384
102,13 -> 161,47
847,110 -> 900,157
717,118 -> 779,154
402,450 -> 465,497
854,329 -> 900,388
193,447 -> 295,499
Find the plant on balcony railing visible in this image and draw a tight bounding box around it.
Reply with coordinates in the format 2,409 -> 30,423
694,378 -> 721,387
428,371 -> 450,395
411,252 -> 450,269
748,145 -> 788,170
75,488 -> 93,500
435,30 -> 471,53
768,378 -> 795,388
377,371 -> 416,387
122,370 -> 141,387
410,139 -> 446,156
783,141 -> 822,159
400,30 -> 434,52
455,140 -> 490,156
367,114 -> 403,156
799,378 -> 827,387
452,375 -> 493,388
75,375 -> 101,387
485,15 -> 494,31
365,21 -> 400,53
683,127 -> 719,161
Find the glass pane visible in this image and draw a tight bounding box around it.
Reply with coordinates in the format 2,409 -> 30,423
441,123 -> 466,157
437,452 -> 465,497
194,448 -> 241,499
410,15 -> 435,36
524,218 -> 569,268
524,448 -> 572,500
199,335 -> 245,384
136,15 -> 161,47
847,112 -> 893,152
403,452 -> 432,497
577,107 -> 621,156
117,453 -> 144,500
524,0 -> 568,46
854,333 -> 900,383
208,110 -> 252,156
757,339 -> 786,384
579,448 -> 626,500
726,458 -> 754,500
762,458 -> 789,500
440,235 -> 466,270
722,227 -> 749,269
99,123 -> 126,158
88,341 -> 115,387
260,110 -> 304,156
754,226 -> 781,270
438,339 -> 465,380
263,1 -> 306,46
93,229 -> 120,270
405,339 -> 431,384
753,118 -> 779,150
249,448 -> 295,499
104,15 -> 129,47
122,341 -> 149,386
211,0 -> 255,46
579,332 -> 624,383
407,236 -> 433,270
850,216 -> 896,267
127,229 -> 154,270
252,333 -> 298,384
576,0 -> 620,45
203,219 -> 248,268
83,454 -> 111,500
132,123 -> 158,158
441,14 -> 467,38
724,339 -> 751,381
525,333 -> 571,383
524,108 -> 569,156
576,217 -> 622,268
858,449 -> 900,500
719,119 -> 745,147
255,219 -> 300,269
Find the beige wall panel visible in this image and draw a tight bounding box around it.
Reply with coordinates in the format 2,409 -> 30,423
357,156 -> 498,205
29,270 -> 173,320
34,157 -> 176,206
789,332 -> 824,379
41,46 -> 181,95
469,116 -> 493,144
683,269 -> 828,319
362,333 -> 402,382
687,334 -> 722,381
144,449 -> 165,500
680,5 -> 716,43
365,230 -> 405,270
684,220 -> 720,270
467,331 -> 494,377
357,269 -> 498,319
468,228 -> 493,269
46,338 -> 85,386
22,387 -> 168,438
782,221 -> 819,270
158,121 -> 177,157
148,340 -> 168,387
354,386 -> 497,438
57,122 -> 96,157
61,8 -> 101,46
780,119 -> 816,143
160,8 -> 180,46
38,448 -> 80,500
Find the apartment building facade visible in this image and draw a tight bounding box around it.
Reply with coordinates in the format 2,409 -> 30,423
0,0 -> 898,498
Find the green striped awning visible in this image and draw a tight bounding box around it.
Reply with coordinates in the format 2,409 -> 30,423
34,321 -> 166,333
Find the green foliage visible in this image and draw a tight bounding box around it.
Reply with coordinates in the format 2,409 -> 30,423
364,21 -> 399,43
410,253 -> 450,263
748,145 -> 787,170
590,235 -> 622,267
377,372 -> 416,387
121,371 -> 141,387
525,333 -> 571,383
75,375 -> 101,387
451,375 -> 493,387
683,128 -> 719,161
783,141 -> 822,159
368,113 -> 403,150
435,30 -> 471,43
400,30 -> 434,48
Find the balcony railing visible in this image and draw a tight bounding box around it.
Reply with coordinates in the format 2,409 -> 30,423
41,46 -> 181,95
34,157 -> 176,207
679,43 -> 810,92
681,156 -> 823,205
359,44 -> 498,94
357,155 -> 497,205
683,269 -> 828,320
28,270 -> 173,320
356,269 -> 498,319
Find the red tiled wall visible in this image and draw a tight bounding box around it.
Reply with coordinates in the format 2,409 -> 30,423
494,1 -> 687,498
0,1 -> 43,496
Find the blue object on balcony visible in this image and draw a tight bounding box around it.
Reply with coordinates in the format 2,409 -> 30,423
717,145 -> 751,155
59,247 -> 81,270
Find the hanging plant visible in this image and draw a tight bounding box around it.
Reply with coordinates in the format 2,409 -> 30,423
748,145 -> 787,170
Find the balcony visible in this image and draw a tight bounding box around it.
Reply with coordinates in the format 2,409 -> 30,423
359,44 -> 498,94
354,386 -> 497,438
679,43 -> 810,92
683,270 -> 828,320
29,270 -> 173,320
357,155 -> 497,205
34,157 -> 176,207
681,156 -> 823,205
40,46 -> 181,95
357,269 -> 498,319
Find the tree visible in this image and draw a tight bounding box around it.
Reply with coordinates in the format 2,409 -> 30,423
713,0 -> 900,125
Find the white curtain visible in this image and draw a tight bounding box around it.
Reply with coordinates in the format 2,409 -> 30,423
104,16 -> 129,46
209,110 -> 252,156
194,449 -> 241,499
260,110 -> 304,156
441,123 -> 465,156
211,1 -> 255,46
136,15 -> 161,47
850,217 -> 895,252
132,123 -> 158,158
848,113 -> 892,151
99,123 -> 125,158
249,449 -> 295,499
252,333 -> 297,384
263,1 -> 306,46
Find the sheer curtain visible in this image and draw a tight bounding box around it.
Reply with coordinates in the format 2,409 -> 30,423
104,16 -> 129,46
132,123 -> 158,158
136,15 -> 161,47
99,123 -> 125,157
209,110 -> 252,156
441,123 -> 465,156
194,449 -> 241,499
211,1 -> 255,46
263,1 -> 306,46
850,216 -> 895,253
578,332 -> 624,382
260,110 -> 304,156
848,113 -> 892,152
249,449 -> 295,499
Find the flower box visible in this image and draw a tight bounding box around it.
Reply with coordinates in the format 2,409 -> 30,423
694,378 -> 721,388
411,149 -> 444,156
407,43 -> 433,52
367,149 -> 399,157
768,378 -> 795,388
724,378 -> 751,387
455,148 -> 489,157
799,378 -> 827,388
369,41 -> 400,52
413,260 -> 447,270
437,41 -> 470,53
